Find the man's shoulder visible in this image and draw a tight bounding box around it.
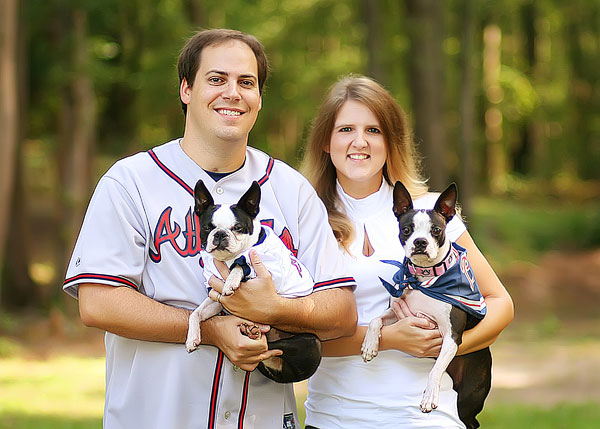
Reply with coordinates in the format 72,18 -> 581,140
105,140 -> 178,181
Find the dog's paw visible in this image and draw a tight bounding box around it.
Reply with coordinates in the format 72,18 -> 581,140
185,335 -> 201,353
420,385 -> 439,413
360,340 -> 379,362
240,323 -> 262,340
222,281 -> 240,296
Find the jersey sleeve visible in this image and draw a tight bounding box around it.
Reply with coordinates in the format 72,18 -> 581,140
295,180 -> 355,292
63,174 -> 148,298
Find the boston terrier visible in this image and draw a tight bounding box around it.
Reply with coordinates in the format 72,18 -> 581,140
360,181 -> 492,429
186,180 -> 322,384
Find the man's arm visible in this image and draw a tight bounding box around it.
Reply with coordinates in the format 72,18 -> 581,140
78,283 -> 281,371
208,250 -> 357,340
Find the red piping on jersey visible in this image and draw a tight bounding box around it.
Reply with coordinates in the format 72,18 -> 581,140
208,351 -> 225,429
147,150 -> 194,195
257,156 -> 274,185
237,371 -> 251,429
63,273 -> 138,290
313,277 -> 356,290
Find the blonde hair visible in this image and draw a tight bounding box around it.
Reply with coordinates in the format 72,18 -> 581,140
300,75 -> 427,250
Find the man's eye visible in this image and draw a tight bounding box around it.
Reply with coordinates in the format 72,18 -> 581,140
208,76 -> 223,84
240,79 -> 255,87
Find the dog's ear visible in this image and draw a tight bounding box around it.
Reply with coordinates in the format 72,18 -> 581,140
434,183 -> 457,222
392,181 -> 413,219
194,180 -> 214,216
236,181 -> 261,219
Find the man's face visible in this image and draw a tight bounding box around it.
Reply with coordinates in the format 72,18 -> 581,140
180,40 -> 262,145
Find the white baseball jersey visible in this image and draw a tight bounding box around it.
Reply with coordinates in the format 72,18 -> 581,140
64,139 -> 355,429
305,181 -> 466,428
201,225 -> 314,298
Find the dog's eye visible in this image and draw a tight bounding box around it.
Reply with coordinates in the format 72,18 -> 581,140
401,226 -> 412,235
202,225 -> 213,232
431,226 -> 442,236
232,225 -> 245,233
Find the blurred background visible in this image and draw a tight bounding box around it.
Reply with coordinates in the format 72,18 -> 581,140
0,0 -> 599,427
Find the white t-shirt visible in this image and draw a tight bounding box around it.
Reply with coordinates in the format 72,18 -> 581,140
64,140 -> 355,429
305,181 -> 467,429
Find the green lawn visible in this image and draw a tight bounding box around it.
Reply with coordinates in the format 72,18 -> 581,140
2,350 -> 599,428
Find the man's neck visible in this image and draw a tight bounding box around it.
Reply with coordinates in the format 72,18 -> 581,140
180,134 -> 247,173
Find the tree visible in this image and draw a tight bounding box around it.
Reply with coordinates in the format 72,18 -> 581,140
0,0 -> 20,305
405,0 -> 448,190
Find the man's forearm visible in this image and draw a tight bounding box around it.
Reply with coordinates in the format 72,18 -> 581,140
78,283 -> 191,343
270,287 -> 357,340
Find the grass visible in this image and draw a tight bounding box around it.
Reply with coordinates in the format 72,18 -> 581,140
1,342 -> 600,428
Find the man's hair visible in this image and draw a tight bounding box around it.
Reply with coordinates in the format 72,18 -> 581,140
177,28 -> 269,115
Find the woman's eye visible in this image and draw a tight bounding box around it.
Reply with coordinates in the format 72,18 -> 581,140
368,127 -> 381,134
339,127 -> 352,132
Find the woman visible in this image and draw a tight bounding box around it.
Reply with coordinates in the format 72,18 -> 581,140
301,75 -> 514,428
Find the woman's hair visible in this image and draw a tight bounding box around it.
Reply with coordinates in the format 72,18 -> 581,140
300,75 -> 427,250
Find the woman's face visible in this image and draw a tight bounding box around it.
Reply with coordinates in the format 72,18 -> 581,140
327,99 -> 387,199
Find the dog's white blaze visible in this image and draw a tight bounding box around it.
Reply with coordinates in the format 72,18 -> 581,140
212,206 -> 237,229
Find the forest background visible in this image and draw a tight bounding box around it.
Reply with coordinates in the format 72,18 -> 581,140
1,0 -> 599,427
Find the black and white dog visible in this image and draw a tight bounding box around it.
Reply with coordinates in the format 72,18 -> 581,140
186,180 -> 322,383
361,182 -> 491,429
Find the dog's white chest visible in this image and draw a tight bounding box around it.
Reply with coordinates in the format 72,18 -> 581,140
402,289 -> 453,331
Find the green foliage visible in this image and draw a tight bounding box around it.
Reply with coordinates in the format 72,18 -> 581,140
469,194 -> 600,265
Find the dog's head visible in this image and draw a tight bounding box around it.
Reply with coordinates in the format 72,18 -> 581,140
194,180 -> 262,261
392,181 -> 457,267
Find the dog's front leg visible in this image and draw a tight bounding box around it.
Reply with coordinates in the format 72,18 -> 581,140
361,305 -> 399,362
222,266 -> 244,296
186,297 -> 223,353
420,333 -> 458,413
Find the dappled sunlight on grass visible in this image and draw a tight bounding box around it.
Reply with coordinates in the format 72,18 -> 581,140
0,355 -> 104,428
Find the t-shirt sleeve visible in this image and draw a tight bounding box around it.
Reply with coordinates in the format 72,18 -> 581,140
63,175 -> 148,298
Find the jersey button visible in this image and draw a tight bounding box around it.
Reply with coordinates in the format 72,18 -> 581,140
216,187 -> 224,195
233,365 -> 240,372
224,411 -> 231,420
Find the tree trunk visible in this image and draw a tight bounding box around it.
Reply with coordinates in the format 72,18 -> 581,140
458,0 -> 475,219
56,7 -> 97,305
405,0 -> 447,191
363,0 -> 384,83
0,0 -> 20,306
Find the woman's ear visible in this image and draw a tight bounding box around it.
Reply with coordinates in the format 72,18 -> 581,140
324,144 -> 330,154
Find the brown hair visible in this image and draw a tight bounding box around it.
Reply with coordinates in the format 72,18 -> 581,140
177,28 -> 269,115
300,75 -> 427,250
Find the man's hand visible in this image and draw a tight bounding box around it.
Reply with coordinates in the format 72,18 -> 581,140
202,315 -> 282,371
208,250 -> 282,325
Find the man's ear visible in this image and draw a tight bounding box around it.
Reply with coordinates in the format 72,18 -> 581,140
180,78 -> 192,105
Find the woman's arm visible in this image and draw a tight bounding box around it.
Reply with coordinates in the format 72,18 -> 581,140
455,231 -> 514,354
320,316 -> 443,358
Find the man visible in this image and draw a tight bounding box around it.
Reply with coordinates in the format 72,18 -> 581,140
64,29 -> 357,429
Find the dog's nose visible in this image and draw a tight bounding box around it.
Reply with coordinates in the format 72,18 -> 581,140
414,238 -> 428,250
213,230 -> 227,244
